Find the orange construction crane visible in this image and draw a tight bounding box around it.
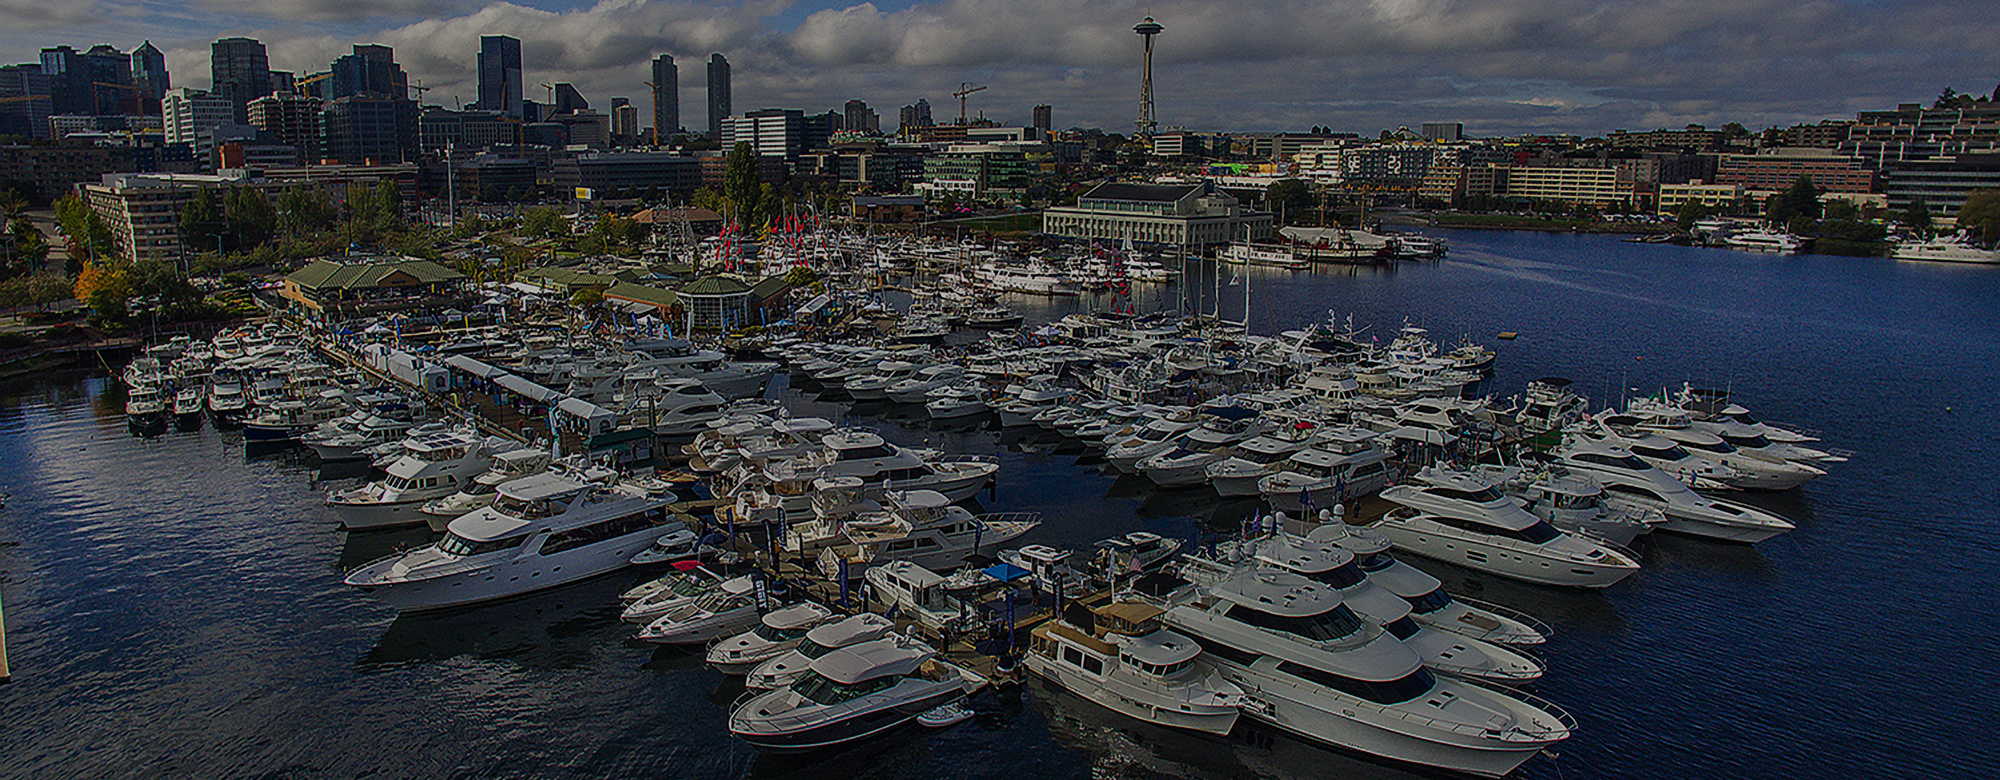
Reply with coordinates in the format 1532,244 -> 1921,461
953,82 -> 986,125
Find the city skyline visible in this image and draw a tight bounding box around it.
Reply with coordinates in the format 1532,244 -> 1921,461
1,0 -> 1996,136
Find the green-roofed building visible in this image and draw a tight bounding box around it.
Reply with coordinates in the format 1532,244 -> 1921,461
281,255 -> 469,316
602,281 -> 681,315
677,275 -> 752,332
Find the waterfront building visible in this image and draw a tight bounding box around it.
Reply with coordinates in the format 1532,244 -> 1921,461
130,42 -> 169,114
478,36 -> 524,119
1041,181 -> 1273,248
651,55 -> 678,141
706,54 -> 731,139
1717,148 -> 1878,195
163,88 -> 233,146
1503,166 -> 1644,209
1880,152 -> 2000,217
677,275 -> 751,332
211,37 -> 273,123
79,172 -> 251,262
1841,102 -> 2000,166
1656,181 -> 1746,215
280,255 -> 468,317
921,143 -> 1034,197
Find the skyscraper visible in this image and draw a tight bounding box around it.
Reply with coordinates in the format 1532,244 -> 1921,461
1033,104 -> 1052,135
211,37 -> 273,123
650,54 -> 677,141
843,99 -> 879,135
328,44 -> 407,100
706,53 -> 730,140
39,46 -> 87,117
131,41 -> 169,114
83,45 -> 135,115
553,83 -> 589,114
477,35 -> 523,119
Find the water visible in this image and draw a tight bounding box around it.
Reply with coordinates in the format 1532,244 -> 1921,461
2,230 -> 1994,779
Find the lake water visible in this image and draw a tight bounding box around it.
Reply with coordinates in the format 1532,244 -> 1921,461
1,230 -> 1993,779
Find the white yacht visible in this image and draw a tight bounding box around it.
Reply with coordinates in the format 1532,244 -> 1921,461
1184,536 -> 1545,685
1375,469 -> 1640,588
747,613 -> 899,690
728,634 -> 986,750
745,431 -> 999,514
1105,418 -> 1200,473
1722,228 -> 1805,254
1508,469 -> 1659,546
626,378 -> 725,435
1258,437 -> 1390,513
125,383 -> 167,425
342,472 -> 682,611
171,385 -> 204,423
1162,571 -> 1573,776
1207,435 -> 1317,497
1026,600 -> 1246,735
709,602 -> 838,674
1891,234 -> 2000,263
844,361 -> 926,401
886,365 -> 968,404
1138,441 -> 1236,487
994,378 -> 1076,428
636,575 -> 764,644
1218,241 -> 1309,270
242,399 -> 347,442
829,489 -> 1041,572
924,384 -> 991,419
328,430 -> 517,530
621,569 -> 730,624
420,448 -> 554,531
1305,518 -> 1551,647
1554,438 -> 1796,543
205,368 -> 251,420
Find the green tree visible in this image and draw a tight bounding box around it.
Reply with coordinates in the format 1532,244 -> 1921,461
520,207 -> 567,240
276,186 -> 336,241
1955,189 -> 2000,245
223,187 -> 276,249
1764,176 -> 1822,226
55,194 -> 115,263
570,287 -> 603,307
7,217 -> 48,272
179,191 -> 227,253
1267,179 -> 1314,226
723,141 -> 760,224
128,256 -> 199,305
1906,198 -> 1933,236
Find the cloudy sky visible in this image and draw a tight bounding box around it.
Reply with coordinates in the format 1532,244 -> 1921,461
5,0 -> 1996,137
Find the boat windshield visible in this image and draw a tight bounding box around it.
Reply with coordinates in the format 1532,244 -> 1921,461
797,640 -> 835,659
1516,521 -> 1564,545
1405,587 -> 1454,614
1354,552 -> 1394,572
1384,616 -> 1422,640
1225,603 -> 1364,642
1684,439 -> 1736,454
790,670 -> 903,706
1575,452 -> 1653,472
1721,433 -> 1771,449
1424,485 -> 1505,503
838,444 -> 895,460
1631,443 -> 1691,461
754,623 -> 809,642
437,532 -> 526,557
1309,562 -> 1366,589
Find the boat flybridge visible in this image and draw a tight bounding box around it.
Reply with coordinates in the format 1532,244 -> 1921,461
745,430 -> 999,518
1552,437 -> 1795,543
1376,468 -> 1641,588
343,472 -> 682,611
1300,517 -> 1551,647
747,613 -> 899,690
420,447 -> 554,531
1182,535 -> 1545,685
328,430 -> 520,530
1162,570 -> 1574,777
1026,600 -> 1246,735
728,633 -> 986,751
709,602 -> 838,674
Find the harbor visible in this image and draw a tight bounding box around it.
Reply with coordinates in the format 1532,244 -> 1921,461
0,227 -> 1993,780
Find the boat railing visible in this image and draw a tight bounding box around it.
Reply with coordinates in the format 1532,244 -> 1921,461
933,454 -> 999,465
974,512 -> 1043,527
1240,669 -> 1572,743
1455,676 -> 1580,737
1449,597 -> 1555,644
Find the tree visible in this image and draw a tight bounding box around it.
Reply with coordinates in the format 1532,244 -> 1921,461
1765,176 -> 1821,226
570,287 -> 603,307
55,194 -> 114,263
223,187 -> 276,249
1267,179 -> 1313,226
73,261 -> 131,318
1906,198 -> 1933,236
723,141 -> 760,224
7,217 -> 48,273
276,186 -> 336,241
1955,189 -> 2000,245
128,256 -> 199,305
179,191 -> 226,253
520,207 -> 567,240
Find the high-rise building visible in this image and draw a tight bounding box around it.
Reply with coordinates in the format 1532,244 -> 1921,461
0,65 -> 53,138
1032,104 -> 1051,135
269,71 -> 295,97
248,93 -> 324,161
131,41 -> 169,114
82,45 -> 136,115
898,99 -> 933,134
39,46 -> 88,117
326,45 -> 407,100
719,108 -> 804,158
211,37 -> 273,123
1421,122 -> 1464,142
553,83 -> 589,114
843,99 -> 879,135
476,35 -> 523,119
322,94 -> 418,164
163,87 -> 233,146
610,97 -> 637,145
706,53 -> 730,139
650,55 -> 677,141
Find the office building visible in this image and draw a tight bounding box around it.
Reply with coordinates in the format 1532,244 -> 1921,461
81,172 -> 252,262
1881,153 -> 2000,215
1717,149 -> 1878,195
130,41 -> 169,114
1421,122 -> 1464,142
418,106 -> 512,153
610,98 -> 638,145
163,88 -> 234,146
81,45 -> 136,115
248,93 -> 324,161
323,94 -> 419,164
211,37 -> 273,123
324,45 -> 408,100
706,54 -> 730,139
843,100 -> 879,135
38,46 -> 89,117
899,99 -> 932,132
650,55 -> 677,141
1032,104 -> 1051,135
719,109 -> 804,158
552,150 -> 702,195
477,35 -> 524,119
553,83 -> 589,114
1656,181 -> 1745,215
0,65 -> 52,138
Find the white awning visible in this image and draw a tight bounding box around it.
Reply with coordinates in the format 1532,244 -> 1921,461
794,292 -> 832,317
494,373 -> 563,402
443,355 -> 508,379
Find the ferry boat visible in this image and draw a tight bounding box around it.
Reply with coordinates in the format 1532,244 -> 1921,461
1218,242 -> 1309,270
343,472 -> 683,610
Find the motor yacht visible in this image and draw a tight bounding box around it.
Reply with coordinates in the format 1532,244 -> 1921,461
1302,517 -> 1551,647
1891,234 -> 2000,263
1207,435 -> 1317,497
1105,418 -> 1200,473
636,575 -> 764,644
242,399 -> 348,442
710,602 -> 838,674
305,409 -> 420,462
420,448 -> 554,530
1139,441 -> 1237,487
1503,468 -> 1658,546
1184,536 -> 1545,685
994,378 -> 1076,428
1162,571 -> 1573,777
1722,228 -> 1805,254
924,384 -> 991,419
747,613 -> 899,690
844,361 -> 925,401
1258,438 -> 1390,513
728,634 -> 986,750
1092,531 -> 1183,575
125,383 -> 167,426
829,489 -> 1041,572
628,529 -> 703,566
171,385 -> 205,423
622,569 -> 730,623
328,430 -> 518,530
1375,468 -> 1640,588
886,365 -> 968,404
746,431 -> 999,515
206,368 -> 251,421
343,472 -> 683,611
625,378 -> 725,435
1026,600 -> 1246,735
1553,438 -> 1795,543
1509,378 -> 1588,434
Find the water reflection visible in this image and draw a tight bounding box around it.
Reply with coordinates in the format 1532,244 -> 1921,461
357,574 -> 631,670
1396,555 -> 1629,636
336,526 -> 436,571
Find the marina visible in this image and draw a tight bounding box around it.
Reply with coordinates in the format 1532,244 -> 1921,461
0,227 -> 1994,779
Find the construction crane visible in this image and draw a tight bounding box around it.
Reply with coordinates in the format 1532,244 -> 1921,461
392,79 -> 431,99
953,82 -> 986,125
